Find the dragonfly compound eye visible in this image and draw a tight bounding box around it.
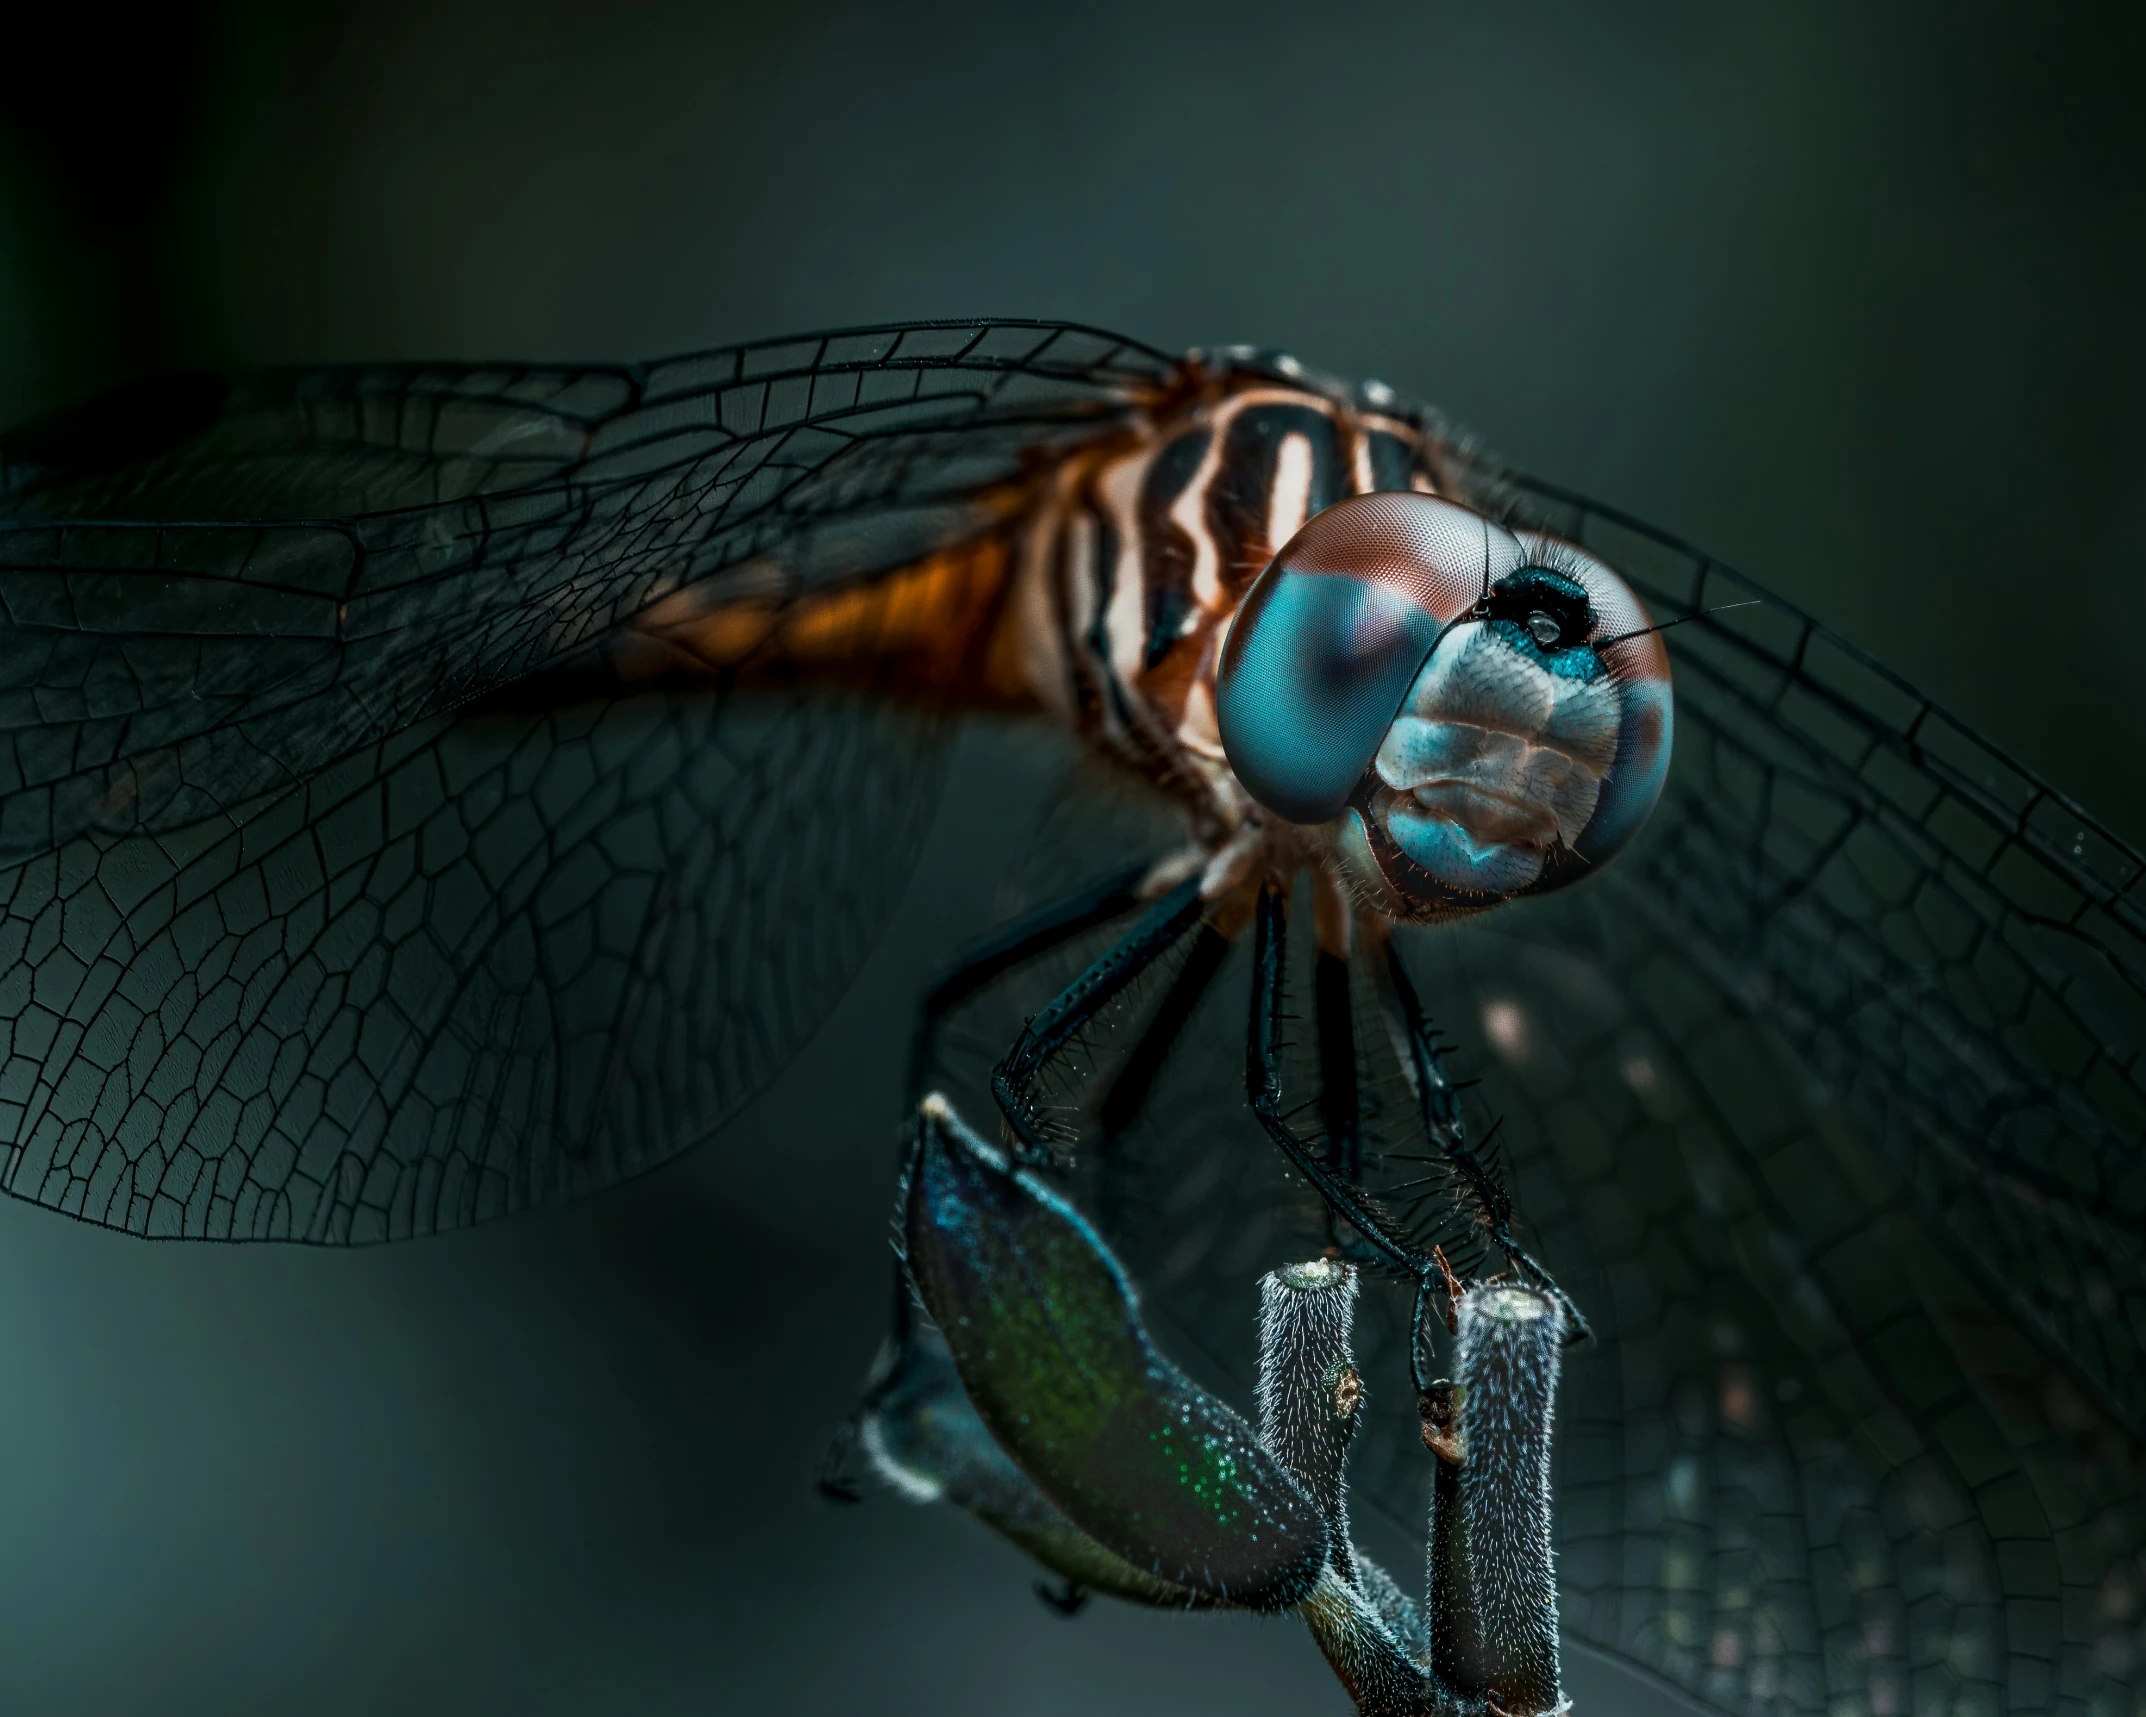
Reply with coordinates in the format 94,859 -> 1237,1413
1219,492 -> 1499,825
1217,492 -> 1674,918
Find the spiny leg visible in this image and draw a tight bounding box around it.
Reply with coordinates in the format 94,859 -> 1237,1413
1246,883 -> 1427,1284
1094,920 -> 1230,1141
1311,944 -> 1364,1267
1246,883 -> 1586,1401
906,862 -> 1152,1107
992,876 -> 1207,1161
827,862 -> 1157,1505
1372,938 -> 1590,1342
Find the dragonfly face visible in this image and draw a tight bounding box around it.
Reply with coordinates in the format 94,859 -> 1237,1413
1217,491 -> 1673,918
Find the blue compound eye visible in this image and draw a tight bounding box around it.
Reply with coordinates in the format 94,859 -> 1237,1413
1218,493 -> 1500,824
1218,568 -> 1438,823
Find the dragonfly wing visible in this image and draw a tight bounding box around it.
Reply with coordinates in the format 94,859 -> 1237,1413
1509,473 -> 2146,1444
0,321 -> 1177,1239
0,685 -> 948,1241
1375,901 -> 2140,1717
0,320 -> 1173,859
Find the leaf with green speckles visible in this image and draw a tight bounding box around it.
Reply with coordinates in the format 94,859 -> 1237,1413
853,1316 -> 1219,1611
903,1097 -> 1327,1610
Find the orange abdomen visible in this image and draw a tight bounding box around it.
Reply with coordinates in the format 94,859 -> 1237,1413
603,529 -> 1038,711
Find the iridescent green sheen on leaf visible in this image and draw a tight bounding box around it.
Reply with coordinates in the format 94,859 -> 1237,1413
903,1097 -> 1326,1609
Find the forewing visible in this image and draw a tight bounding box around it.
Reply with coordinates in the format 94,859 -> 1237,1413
1502,471 -> 2146,1443
0,319 -> 1172,859
0,321 -> 1177,1240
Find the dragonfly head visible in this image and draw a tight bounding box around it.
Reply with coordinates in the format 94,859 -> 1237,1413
1217,492 -> 1673,920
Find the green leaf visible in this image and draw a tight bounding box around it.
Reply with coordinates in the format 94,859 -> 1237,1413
857,1318 -> 1217,1610
903,1097 -> 1327,1610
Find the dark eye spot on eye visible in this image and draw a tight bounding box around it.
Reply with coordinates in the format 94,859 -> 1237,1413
1526,612 -> 1561,647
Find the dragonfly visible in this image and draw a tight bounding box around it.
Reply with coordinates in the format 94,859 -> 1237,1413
0,319 -> 2138,1716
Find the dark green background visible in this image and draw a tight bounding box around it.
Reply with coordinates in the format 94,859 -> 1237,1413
0,5 -> 2137,1713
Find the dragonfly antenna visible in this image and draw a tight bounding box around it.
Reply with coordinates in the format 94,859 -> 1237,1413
1596,598 -> 1761,651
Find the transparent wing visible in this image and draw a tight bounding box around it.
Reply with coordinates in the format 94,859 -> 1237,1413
927,476 -> 2146,1715
1505,470 -> 2146,1442
0,320 -> 1177,1240
0,320 -> 1172,858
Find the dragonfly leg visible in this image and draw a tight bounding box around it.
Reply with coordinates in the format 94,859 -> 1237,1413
1249,886 -> 1490,1392
906,863 -> 1152,1106
1313,944 -> 1361,1183
1372,942 -> 1591,1344
991,876 -> 1207,1162
1246,882 -> 1428,1279
900,864 -> 1158,1328
1093,920 -> 1231,1141
831,867 -> 1202,1504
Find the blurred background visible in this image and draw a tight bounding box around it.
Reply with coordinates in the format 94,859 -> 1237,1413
0,3 -> 2138,1712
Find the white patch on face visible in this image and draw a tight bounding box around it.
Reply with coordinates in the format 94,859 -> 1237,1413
1368,626 -> 1620,896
